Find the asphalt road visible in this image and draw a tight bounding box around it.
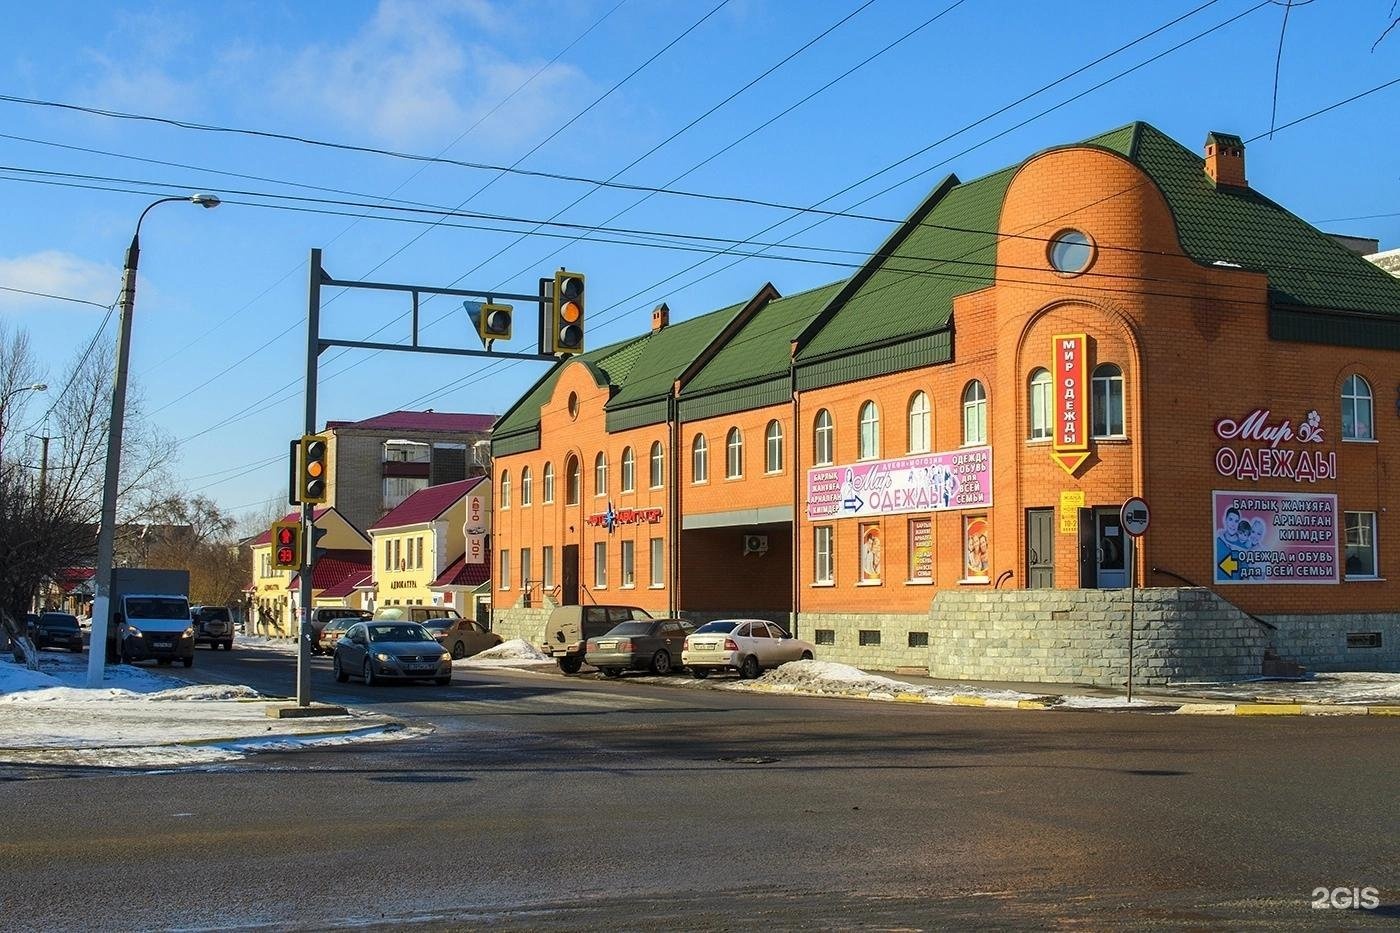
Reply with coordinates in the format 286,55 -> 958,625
1,645 -> 1397,931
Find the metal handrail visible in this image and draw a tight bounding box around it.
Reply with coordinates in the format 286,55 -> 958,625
994,570 -> 1014,589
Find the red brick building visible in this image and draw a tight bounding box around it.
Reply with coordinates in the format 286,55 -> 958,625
490,123 -> 1400,680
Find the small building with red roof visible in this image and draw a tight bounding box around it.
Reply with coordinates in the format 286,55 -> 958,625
367,476 -> 491,616
248,506 -> 369,635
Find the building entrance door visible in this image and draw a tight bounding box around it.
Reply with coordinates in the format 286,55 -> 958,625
1026,508 -> 1054,588
1094,508 -> 1131,589
561,545 -> 579,606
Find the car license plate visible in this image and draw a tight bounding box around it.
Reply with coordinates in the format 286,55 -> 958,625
409,663 -> 436,672
153,641 -> 172,648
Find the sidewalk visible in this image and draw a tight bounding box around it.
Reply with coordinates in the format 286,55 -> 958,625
0,652 -> 419,768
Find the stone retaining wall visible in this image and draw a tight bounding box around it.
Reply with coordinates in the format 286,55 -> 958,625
789,613 -> 933,671
1264,613 -> 1400,671
489,607 -> 552,645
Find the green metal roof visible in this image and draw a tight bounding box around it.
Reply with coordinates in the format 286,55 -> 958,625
491,334 -> 647,442
684,281 -> 843,397
603,298 -> 749,413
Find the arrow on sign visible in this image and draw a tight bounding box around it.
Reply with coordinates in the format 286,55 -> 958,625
1051,450 -> 1090,475
1218,553 -> 1239,577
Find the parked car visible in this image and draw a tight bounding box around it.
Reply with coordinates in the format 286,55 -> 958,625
310,608 -> 373,655
316,614 -> 364,655
375,606 -> 461,625
539,605 -> 654,674
332,621 -> 452,686
682,619 -> 816,679
31,612 -> 84,652
586,618 -> 695,676
422,618 -> 501,660
189,605 -> 235,651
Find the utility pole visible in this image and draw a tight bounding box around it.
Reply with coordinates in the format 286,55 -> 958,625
37,435 -> 50,506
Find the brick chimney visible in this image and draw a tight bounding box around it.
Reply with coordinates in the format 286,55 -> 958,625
1204,131 -> 1246,188
651,302 -> 670,332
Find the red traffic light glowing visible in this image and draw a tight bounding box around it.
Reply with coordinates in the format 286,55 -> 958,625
276,526 -> 295,546
276,546 -> 295,564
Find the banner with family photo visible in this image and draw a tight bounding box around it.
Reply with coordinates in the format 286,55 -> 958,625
1212,490 -> 1338,585
806,446 -> 992,520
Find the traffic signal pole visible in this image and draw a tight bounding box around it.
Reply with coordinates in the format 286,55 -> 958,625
298,250 -> 322,707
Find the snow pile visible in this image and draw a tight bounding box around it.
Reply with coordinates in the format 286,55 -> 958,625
732,659 -> 1047,704
1057,695 -> 1164,709
461,639 -> 551,663
145,684 -> 262,702
235,636 -> 297,653
1173,672 -> 1400,705
0,650 -> 174,700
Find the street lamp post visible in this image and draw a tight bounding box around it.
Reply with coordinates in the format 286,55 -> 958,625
0,383 -> 48,454
87,194 -> 220,688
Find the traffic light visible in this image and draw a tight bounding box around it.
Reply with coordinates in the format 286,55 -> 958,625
307,525 -> 330,566
465,300 -> 513,346
551,269 -> 585,356
298,434 -> 330,504
271,521 -> 302,571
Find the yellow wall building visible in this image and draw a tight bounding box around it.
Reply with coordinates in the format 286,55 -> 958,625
247,507 -> 370,635
368,477 -> 489,614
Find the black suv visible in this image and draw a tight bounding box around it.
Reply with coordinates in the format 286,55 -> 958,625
190,605 -> 235,650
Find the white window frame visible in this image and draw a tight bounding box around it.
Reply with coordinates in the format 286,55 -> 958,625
542,546 -> 554,589
499,470 -> 511,509
520,466 -> 533,506
765,420 -> 784,474
907,391 -> 930,453
499,550 -> 510,590
621,447 -> 635,493
858,401 -> 880,460
726,427 -> 744,479
1342,374 -> 1374,441
620,540 -> 635,588
566,457 -> 580,505
594,452 -> 608,498
649,537 -> 664,588
593,541 -> 607,589
962,381 -> 987,445
1345,511 -> 1379,579
543,462 -> 555,503
520,547 -> 531,591
1091,363 -> 1126,439
813,526 -> 834,585
813,409 -> 834,466
1028,368 -> 1052,440
649,442 -> 665,489
692,434 -> 708,484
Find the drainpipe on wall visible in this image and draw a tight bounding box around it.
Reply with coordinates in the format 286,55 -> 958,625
668,385 -> 680,618
790,365 -> 801,639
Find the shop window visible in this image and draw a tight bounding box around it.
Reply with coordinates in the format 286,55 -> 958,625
962,381 -> 987,445
499,471 -> 510,509
814,629 -> 835,646
650,442 -> 665,488
907,391 -> 930,453
650,538 -> 664,588
621,540 -> 635,588
813,526 -> 833,584
566,456 -> 580,505
963,514 -> 990,582
543,462 -> 555,503
858,401 -> 880,459
908,517 -> 933,582
621,447 -> 635,493
520,466 -> 532,506
594,452 -> 608,497
1028,368 -> 1051,440
594,541 -> 607,588
726,428 -> 744,479
1091,364 -> 1125,437
765,420 -> 784,473
1345,511 -> 1378,579
858,630 -> 881,647
1342,374 -> 1374,441
499,550 -> 510,590
858,522 -> 882,584
813,409 -> 833,466
692,434 -> 708,483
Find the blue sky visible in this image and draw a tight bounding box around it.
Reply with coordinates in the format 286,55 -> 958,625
1,0 -> 1397,520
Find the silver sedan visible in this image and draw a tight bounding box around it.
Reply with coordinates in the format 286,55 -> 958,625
332,622 -> 452,686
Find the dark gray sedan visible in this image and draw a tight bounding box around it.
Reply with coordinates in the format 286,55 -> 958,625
332,621 -> 452,686
586,618 -> 695,676
31,612 -> 84,652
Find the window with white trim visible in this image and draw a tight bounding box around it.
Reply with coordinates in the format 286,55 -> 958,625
620,540 -> 635,587
650,538 -> 664,588
499,470 -> 511,509
1342,374 -> 1374,440
621,447 -> 635,492
1345,511 -> 1378,579
594,452 -> 608,497
499,550 -> 510,590
1091,363 -> 1125,438
765,420 -> 784,473
566,456 -> 580,505
692,434 -> 708,483
962,381 -> 986,445
649,442 -> 664,488
520,466 -> 532,506
907,391 -> 930,453
813,409 -> 833,465
726,427 -> 743,478
542,546 -> 554,589
1028,368 -> 1051,440
543,462 -> 555,503
593,541 -> 607,588
814,526 -> 833,584
858,401 -> 880,459
520,548 -> 531,591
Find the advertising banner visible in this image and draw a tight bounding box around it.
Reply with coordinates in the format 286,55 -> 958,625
1052,333 -> 1090,474
908,518 -> 933,581
1212,490 -> 1338,585
806,446 -> 991,521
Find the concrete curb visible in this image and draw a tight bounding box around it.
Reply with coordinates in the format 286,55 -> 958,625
1173,702 -> 1400,717
738,682 -> 1056,711
0,721 -> 408,754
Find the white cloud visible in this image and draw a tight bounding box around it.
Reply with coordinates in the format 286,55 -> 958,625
271,0 -> 589,150
0,251 -> 118,311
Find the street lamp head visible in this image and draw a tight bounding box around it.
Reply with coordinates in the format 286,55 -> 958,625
190,193 -> 221,209
29,383 -> 47,392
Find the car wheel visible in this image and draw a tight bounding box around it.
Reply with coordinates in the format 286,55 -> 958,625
691,668 -> 710,679
450,641 -> 466,660
800,651 -> 813,661
435,676 -> 451,686
740,655 -> 762,680
363,660 -> 376,685
182,657 -> 193,668
650,650 -> 672,675
602,667 -> 622,678
558,656 -> 583,675
224,641 -> 234,651
333,656 -> 349,683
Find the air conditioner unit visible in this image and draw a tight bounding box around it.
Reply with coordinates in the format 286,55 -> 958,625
743,534 -> 769,556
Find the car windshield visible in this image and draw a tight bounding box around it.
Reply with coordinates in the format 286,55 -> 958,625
694,620 -> 740,635
125,598 -> 190,620
195,608 -> 230,622
605,622 -> 652,637
368,624 -> 432,643
40,614 -> 78,629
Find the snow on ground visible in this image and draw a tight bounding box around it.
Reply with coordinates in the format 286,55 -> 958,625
454,639 -> 556,672
1057,695 -> 1168,709
1171,672 -> 1400,705
0,651 -> 417,768
730,659 -> 1052,704
234,635 -> 297,653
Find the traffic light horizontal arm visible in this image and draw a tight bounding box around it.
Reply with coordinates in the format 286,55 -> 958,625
317,338 -> 557,361
320,271 -> 541,304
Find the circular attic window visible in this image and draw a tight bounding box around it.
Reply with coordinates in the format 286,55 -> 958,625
567,392 -> 580,420
1048,229 -> 1095,276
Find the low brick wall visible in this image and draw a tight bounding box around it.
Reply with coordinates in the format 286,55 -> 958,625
489,607 -> 552,645
927,588 -> 1268,687
789,613 -> 933,671
1264,613 -> 1400,672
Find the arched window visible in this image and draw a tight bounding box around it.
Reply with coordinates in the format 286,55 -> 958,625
566,456 -> 580,506
813,409 -> 833,465
691,434 -> 708,483
499,470 -> 511,509
593,452 -> 608,497
858,401 -> 880,459
726,427 -> 744,478
620,447 -> 635,492
962,381 -> 987,445
520,466 -> 533,506
1342,374 -> 1374,440
1091,364 -> 1125,438
765,420 -> 784,473
1028,369 -> 1052,440
907,392 -> 930,453
543,462 -> 555,503
649,441 -> 665,488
